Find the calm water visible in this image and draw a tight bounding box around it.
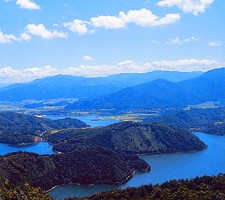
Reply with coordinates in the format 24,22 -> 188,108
46,115 -> 120,128
49,132 -> 225,199
0,142 -> 55,155
0,114 -> 118,156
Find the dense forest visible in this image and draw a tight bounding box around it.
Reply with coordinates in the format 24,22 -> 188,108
70,174 -> 225,200
48,121 -> 206,154
0,179 -> 52,200
0,147 -> 149,190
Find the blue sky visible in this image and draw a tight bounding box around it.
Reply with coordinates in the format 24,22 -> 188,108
0,0 -> 224,83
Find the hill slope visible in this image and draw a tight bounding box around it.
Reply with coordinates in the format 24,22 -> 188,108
0,147 -> 149,190
47,122 -> 206,154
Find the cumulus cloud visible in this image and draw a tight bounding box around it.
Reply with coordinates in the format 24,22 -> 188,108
91,15 -> 126,29
64,8 -> 180,33
83,56 -> 93,61
157,0 -> 214,15
166,36 -> 198,45
25,24 -> 67,39
0,65 -> 56,83
16,0 -> 41,10
0,30 -> 31,44
0,59 -> 223,83
208,41 -> 222,47
119,9 -> 180,27
63,20 -> 90,35
0,31 -> 17,44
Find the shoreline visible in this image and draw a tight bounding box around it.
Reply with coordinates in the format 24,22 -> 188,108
47,166 -> 150,193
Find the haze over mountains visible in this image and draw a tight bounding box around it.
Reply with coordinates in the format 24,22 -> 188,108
0,71 -> 202,101
68,68 -> 225,111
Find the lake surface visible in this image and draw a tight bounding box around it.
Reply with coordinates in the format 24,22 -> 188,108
49,132 -> 225,199
46,115 -> 120,128
0,142 -> 55,155
0,114 -> 119,156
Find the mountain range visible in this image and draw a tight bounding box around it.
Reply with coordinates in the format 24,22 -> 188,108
68,68 -> 225,111
0,71 -> 202,101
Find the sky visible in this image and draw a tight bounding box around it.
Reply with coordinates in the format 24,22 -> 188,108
0,0 -> 224,83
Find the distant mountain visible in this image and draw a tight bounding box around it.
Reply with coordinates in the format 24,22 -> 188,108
47,121 -> 206,155
100,70 -> 203,87
67,68 -> 225,111
0,111 -> 88,145
0,147 -> 149,190
0,71 -> 202,101
0,75 -> 121,101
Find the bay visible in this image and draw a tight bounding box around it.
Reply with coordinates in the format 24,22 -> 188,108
49,132 -> 225,199
0,142 -> 55,155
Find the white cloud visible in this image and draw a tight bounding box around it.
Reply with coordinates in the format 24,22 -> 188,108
0,59 -> 223,83
208,41 -> 222,47
65,8 -> 180,34
63,20 -> 90,35
158,0 -> 214,15
166,36 -> 198,45
0,31 -> 17,44
83,56 -> 93,61
91,15 -> 126,29
120,9 -> 180,27
25,24 -> 67,39
19,33 -> 31,41
0,65 -> 56,83
93,8 -> 180,28
0,30 -> 31,44
16,0 -> 41,10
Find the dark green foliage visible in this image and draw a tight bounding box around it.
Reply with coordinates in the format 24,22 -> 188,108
144,107 -> 225,135
0,111 -> 88,145
0,147 -> 149,190
69,174 -> 225,200
47,121 -> 206,154
0,179 -> 52,200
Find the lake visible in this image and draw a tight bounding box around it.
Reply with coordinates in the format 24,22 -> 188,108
49,132 -> 225,199
0,142 -> 55,155
46,114 -> 120,128
0,114 -> 119,156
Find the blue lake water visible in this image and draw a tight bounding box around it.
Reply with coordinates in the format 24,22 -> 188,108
46,115 -> 120,128
49,132 -> 225,199
0,142 -> 55,155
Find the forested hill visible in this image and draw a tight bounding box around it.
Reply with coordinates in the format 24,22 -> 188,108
71,174 -> 225,200
47,121 -> 206,155
144,107 -> 225,135
67,68 -> 225,111
0,112 -> 88,145
0,147 -> 149,190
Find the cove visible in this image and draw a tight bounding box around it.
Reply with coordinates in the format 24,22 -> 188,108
49,132 -> 225,200
0,142 -> 55,155
45,115 -> 120,128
